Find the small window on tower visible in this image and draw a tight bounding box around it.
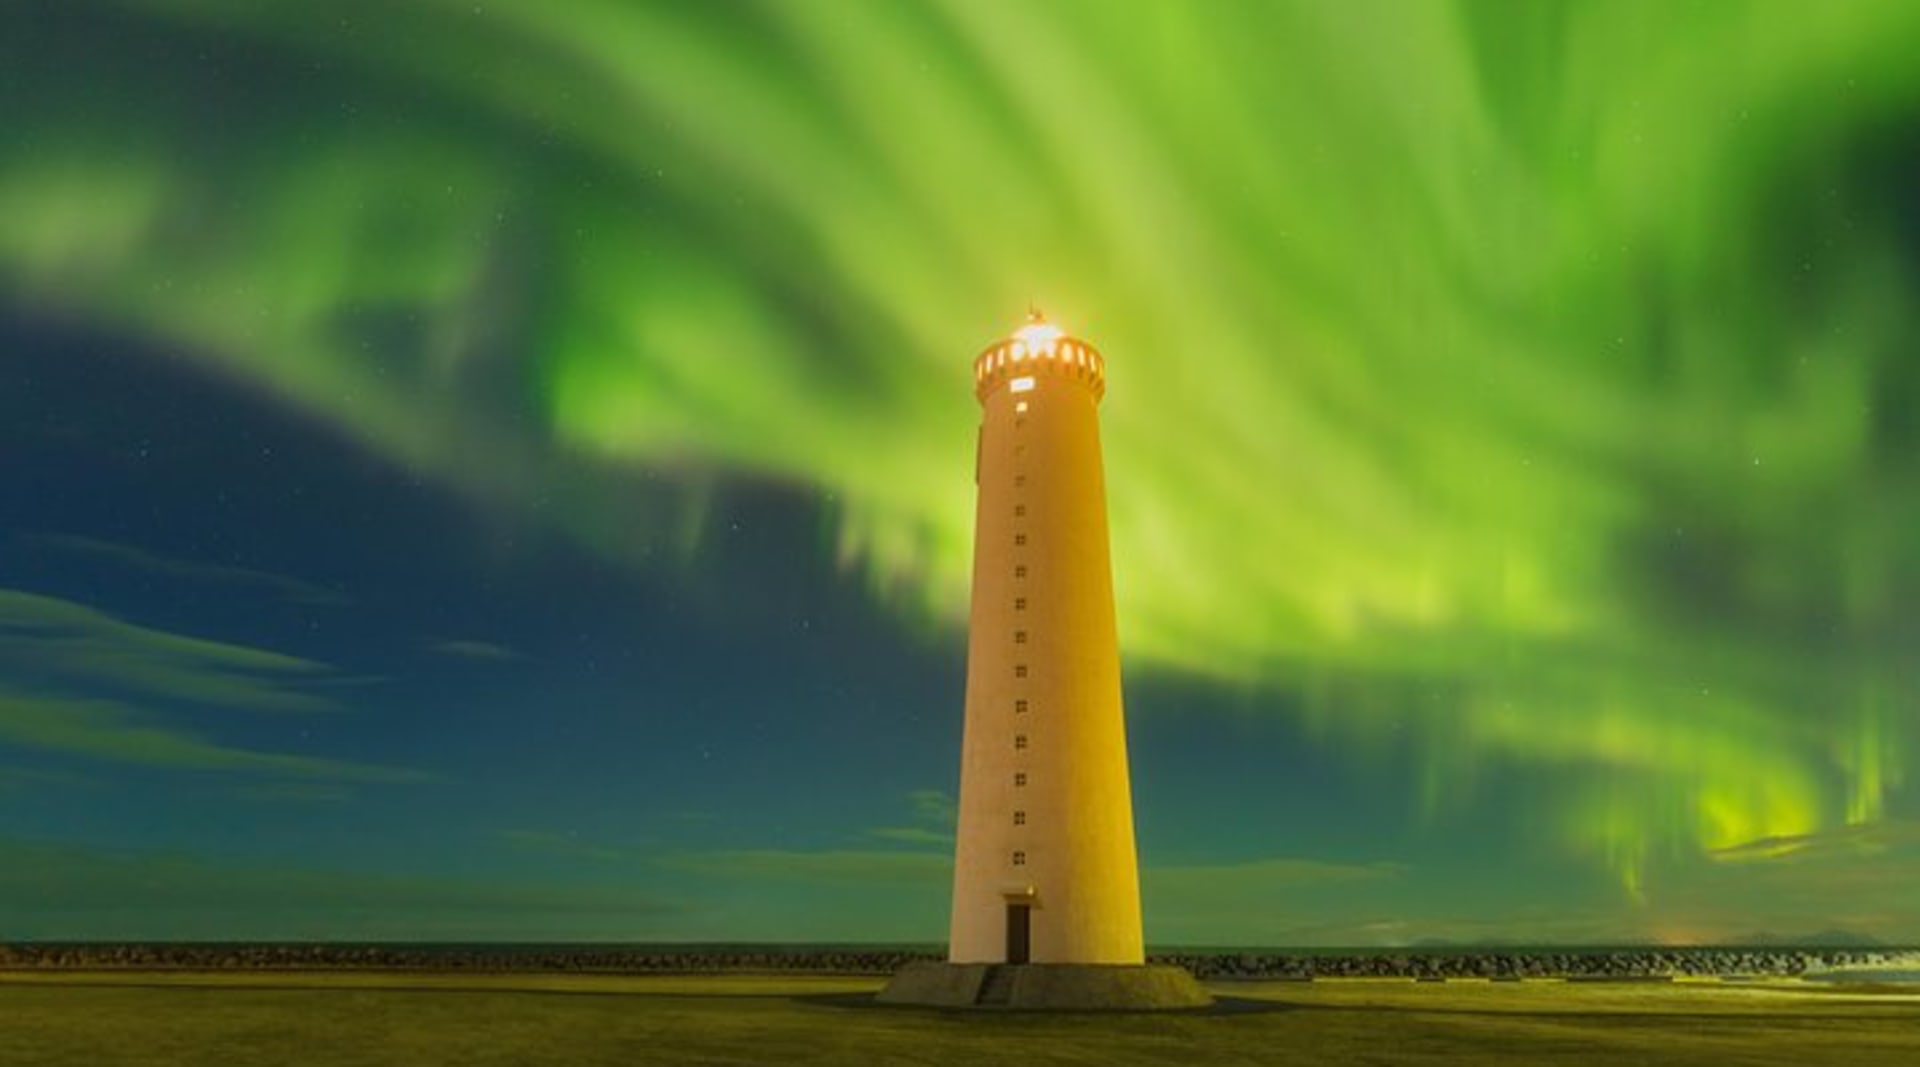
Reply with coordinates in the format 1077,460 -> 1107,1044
1014,664 -> 1028,678
1015,400 -> 1029,414
1010,376 -> 1036,393
1015,475 -> 1026,488
1015,565 -> 1027,579
1014,534 -> 1026,546
1015,597 -> 1027,610
1014,505 -> 1026,517
1013,811 -> 1026,826
1012,850 -> 1026,866
1014,631 -> 1027,644
1014,734 -> 1027,750
1014,772 -> 1027,786
1015,699 -> 1028,713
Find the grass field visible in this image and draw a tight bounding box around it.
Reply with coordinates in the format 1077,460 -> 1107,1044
2,971 -> 1916,1066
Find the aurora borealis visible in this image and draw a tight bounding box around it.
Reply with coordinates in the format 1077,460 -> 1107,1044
1,0 -> 1917,945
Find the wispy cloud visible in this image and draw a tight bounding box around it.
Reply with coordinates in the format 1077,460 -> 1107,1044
1708,820 -> 1920,865
0,587 -> 338,714
1206,833 -> 1920,948
0,689 -> 432,783
907,789 -> 956,826
1147,856 -> 1405,896
0,764 -> 97,792
0,587 -> 429,784
229,782 -> 358,805
0,837 -> 681,940
866,826 -> 953,846
864,788 -> 957,846
1142,856 -> 1411,945
660,849 -> 952,888
24,533 -> 349,606
500,828 -> 628,862
431,639 -> 522,662
1656,819 -> 1920,935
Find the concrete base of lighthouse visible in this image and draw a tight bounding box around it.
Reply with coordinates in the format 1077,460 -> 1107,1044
877,962 -> 1212,1011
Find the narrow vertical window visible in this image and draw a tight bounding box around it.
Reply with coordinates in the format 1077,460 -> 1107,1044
1014,631 -> 1027,644
1012,851 -> 1026,866
1013,811 -> 1026,826
1014,664 -> 1027,678
1014,699 -> 1028,714
1014,534 -> 1026,546
1014,772 -> 1027,786
1015,565 -> 1027,579
1014,734 -> 1027,750
1014,597 -> 1027,611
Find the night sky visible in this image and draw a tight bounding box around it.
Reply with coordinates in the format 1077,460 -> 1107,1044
2,1 -> 1917,947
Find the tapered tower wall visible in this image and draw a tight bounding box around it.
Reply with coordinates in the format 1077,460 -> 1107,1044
947,320 -> 1144,965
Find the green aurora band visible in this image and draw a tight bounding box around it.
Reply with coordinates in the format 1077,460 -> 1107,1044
3,0 -> 1917,906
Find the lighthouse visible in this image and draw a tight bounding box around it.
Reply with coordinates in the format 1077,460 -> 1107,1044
948,311 -> 1141,965
880,313 -> 1208,1010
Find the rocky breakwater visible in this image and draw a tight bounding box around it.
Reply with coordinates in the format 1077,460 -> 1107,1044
1159,948 -> 1920,981
0,944 -> 938,974
2,944 -> 1916,980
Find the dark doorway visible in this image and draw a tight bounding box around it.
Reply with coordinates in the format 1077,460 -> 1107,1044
1005,903 -> 1031,964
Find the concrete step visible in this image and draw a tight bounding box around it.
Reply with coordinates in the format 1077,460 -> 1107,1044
975,965 -> 1017,1006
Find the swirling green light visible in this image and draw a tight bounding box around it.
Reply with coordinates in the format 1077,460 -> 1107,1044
2,0 -> 1915,903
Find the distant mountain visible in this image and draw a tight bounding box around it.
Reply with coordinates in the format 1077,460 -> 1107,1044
1729,929 -> 1885,948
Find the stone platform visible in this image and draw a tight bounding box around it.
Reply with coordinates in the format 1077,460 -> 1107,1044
876,962 -> 1212,1011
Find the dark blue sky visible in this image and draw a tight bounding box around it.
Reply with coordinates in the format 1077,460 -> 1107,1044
2,1 -> 1916,946
3,314 -> 1449,943
3,312 -> 1542,944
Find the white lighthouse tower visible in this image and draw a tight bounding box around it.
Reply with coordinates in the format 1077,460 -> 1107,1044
881,312 -> 1208,1010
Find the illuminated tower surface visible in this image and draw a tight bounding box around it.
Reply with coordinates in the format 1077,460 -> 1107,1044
947,312 -> 1143,965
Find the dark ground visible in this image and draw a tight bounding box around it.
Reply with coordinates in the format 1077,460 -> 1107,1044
2,971 -> 1916,1067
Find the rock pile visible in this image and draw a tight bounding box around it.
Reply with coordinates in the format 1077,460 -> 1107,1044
0,943 -> 932,975
1,943 -> 1913,979
1159,948 -> 1920,981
